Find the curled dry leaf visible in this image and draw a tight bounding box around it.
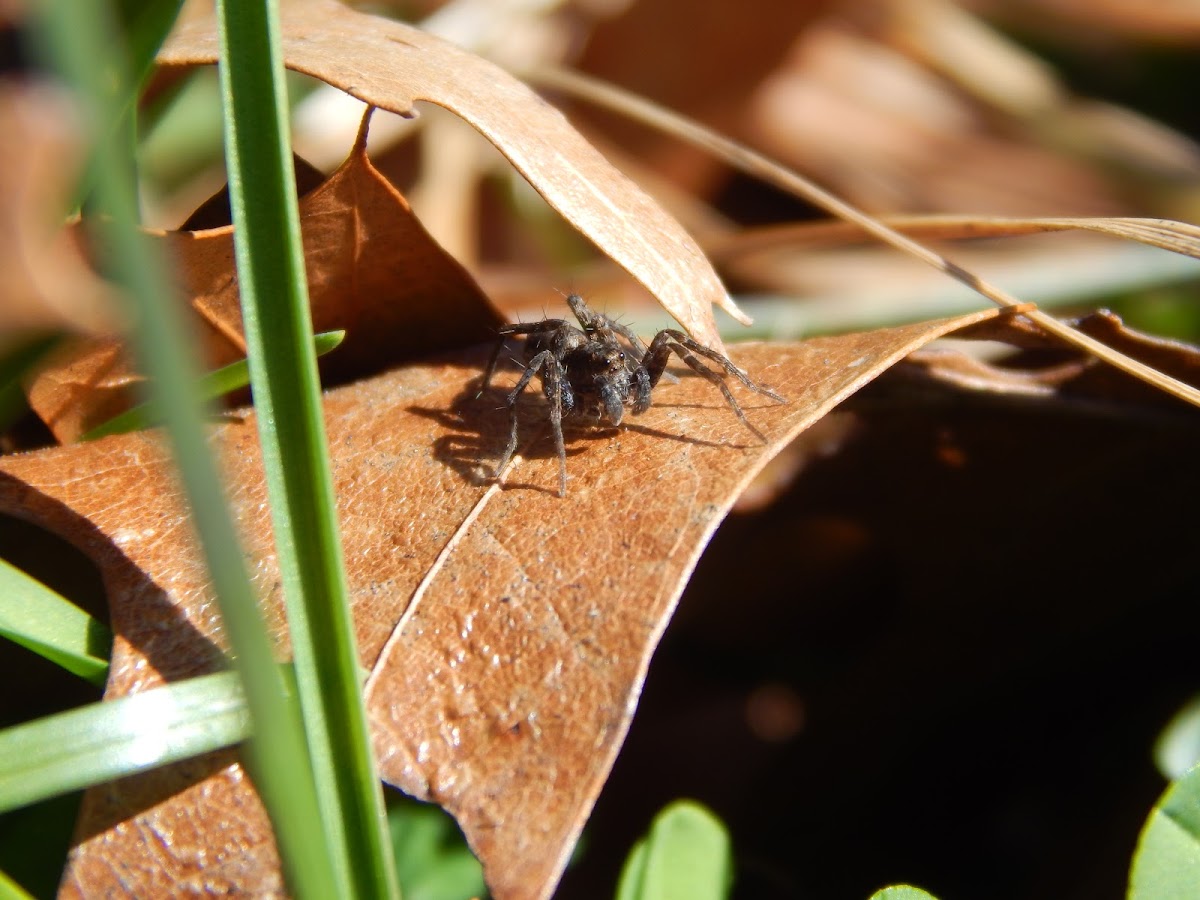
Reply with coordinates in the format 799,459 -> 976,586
0,309 -> 1002,899
27,116 -> 502,443
156,0 -> 743,346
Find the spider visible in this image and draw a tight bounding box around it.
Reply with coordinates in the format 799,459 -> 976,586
480,294 -> 786,496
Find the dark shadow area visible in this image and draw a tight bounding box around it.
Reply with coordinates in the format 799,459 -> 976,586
558,379 -> 1200,900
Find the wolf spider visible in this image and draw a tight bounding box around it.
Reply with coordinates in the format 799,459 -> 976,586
480,294 -> 785,496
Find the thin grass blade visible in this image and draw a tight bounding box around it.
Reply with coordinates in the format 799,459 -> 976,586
0,672 -> 247,814
214,2 -> 398,896
0,559 -> 111,687
81,329 -> 346,441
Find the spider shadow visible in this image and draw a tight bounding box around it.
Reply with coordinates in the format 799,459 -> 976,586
407,372 -> 742,495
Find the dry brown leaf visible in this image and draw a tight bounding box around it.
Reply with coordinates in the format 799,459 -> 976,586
949,309 -> 1200,409
27,115 -> 502,443
0,309 -> 1001,899
743,14 -> 1129,217
156,0 -> 744,346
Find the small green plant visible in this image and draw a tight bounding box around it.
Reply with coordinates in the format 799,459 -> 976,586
617,800 -> 732,900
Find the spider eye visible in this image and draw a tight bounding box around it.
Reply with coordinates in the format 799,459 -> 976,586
618,352 -> 625,360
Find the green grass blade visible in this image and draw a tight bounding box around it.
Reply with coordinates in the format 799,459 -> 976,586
81,330 -> 346,441
33,3 -> 339,896
214,3 -> 397,897
616,800 -> 733,900
0,559 -> 111,687
1129,764 -> 1200,900
0,672 -> 247,814
0,867 -> 35,900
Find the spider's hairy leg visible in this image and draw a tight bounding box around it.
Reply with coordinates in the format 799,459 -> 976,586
477,319 -> 571,399
478,335 -> 508,399
566,293 -> 599,330
567,293 -> 650,365
645,330 -> 785,401
495,350 -> 547,481
643,330 -> 785,441
495,350 -> 569,496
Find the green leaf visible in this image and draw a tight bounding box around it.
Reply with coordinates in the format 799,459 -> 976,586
869,886 -> 941,900
81,330 -> 346,441
388,795 -> 485,900
616,839 -> 649,900
616,800 -> 732,900
0,671 -> 248,815
0,559 -> 111,686
1155,695 -> 1200,781
1129,764 -> 1200,900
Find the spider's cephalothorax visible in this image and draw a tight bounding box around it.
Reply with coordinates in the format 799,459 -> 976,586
480,294 -> 785,496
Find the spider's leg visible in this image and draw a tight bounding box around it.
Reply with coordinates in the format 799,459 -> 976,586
647,331 -> 785,401
533,353 -> 568,496
566,293 -> 599,330
478,319 -> 570,399
478,336 -> 508,398
495,350 -> 552,481
500,319 -> 571,338
643,330 -> 784,441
